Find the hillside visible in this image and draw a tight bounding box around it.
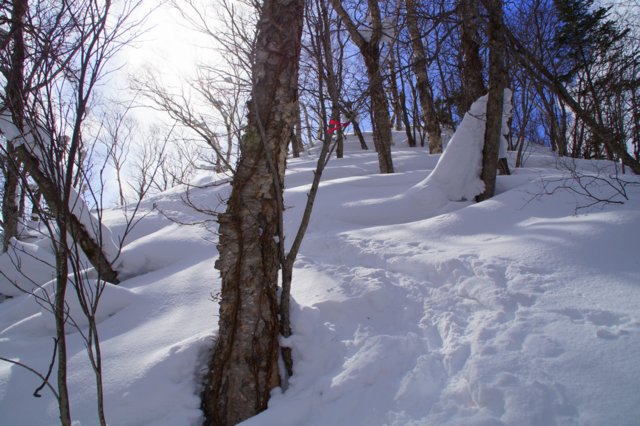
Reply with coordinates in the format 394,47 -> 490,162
1,131 -> 639,425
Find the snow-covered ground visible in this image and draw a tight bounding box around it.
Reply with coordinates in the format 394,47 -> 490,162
1,130 -> 639,425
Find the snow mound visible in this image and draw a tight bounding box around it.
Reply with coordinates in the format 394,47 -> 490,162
417,89 -> 512,201
0,279 -> 137,336
0,238 -> 56,297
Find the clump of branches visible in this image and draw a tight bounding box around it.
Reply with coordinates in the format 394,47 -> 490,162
536,157 -> 639,213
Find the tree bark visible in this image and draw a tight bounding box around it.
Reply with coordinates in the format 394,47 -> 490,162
387,47 -> 404,132
350,117 -> 369,150
201,0 -> 304,424
457,0 -> 487,115
405,0 -> 442,153
54,226 -> 72,426
395,38 -> 416,148
330,0 -> 394,173
477,0 -> 506,202
2,0 -> 27,252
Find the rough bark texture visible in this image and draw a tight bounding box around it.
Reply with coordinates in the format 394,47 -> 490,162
458,0 -> 487,115
2,144 -> 20,252
405,0 -> 442,154
367,52 -> 395,173
2,0 -> 27,252
330,0 -> 394,173
201,1 -> 304,425
477,0 -> 506,202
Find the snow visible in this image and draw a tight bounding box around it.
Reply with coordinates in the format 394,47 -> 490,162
417,89 -> 512,202
1,110 -> 121,276
1,279 -> 136,336
1,128 -> 640,425
68,187 -> 121,265
0,111 -> 21,141
0,238 -> 56,297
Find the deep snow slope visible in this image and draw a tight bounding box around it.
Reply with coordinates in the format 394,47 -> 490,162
1,133 -> 639,426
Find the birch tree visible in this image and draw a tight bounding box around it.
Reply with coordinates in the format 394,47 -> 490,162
200,0 -> 305,424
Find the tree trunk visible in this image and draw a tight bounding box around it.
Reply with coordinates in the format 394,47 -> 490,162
365,51 -> 395,173
395,40 -> 416,148
387,47 -> 404,131
2,145 -> 20,252
295,101 -> 304,154
2,0 -> 27,252
318,0 -> 345,159
405,0 -> 442,153
201,0 -> 304,424
54,227 -> 72,426
301,102 -> 315,148
457,0 -> 487,115
350,118 -> 369,150
290,130 -> 301,158
477,0 -> 506,202
15,146 -> 120,283
330,0 -> 394,173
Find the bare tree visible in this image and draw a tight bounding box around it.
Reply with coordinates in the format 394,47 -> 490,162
506,2 -> 640,174
0,1 -> 143,424
477,0 -> 507,201
457,0 -> 487,115
405,0 -> 443,153
200,0 -> 305,424
330,0 -> 394,173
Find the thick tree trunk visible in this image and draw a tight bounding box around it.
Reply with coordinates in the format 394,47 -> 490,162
457,0 -> 487,115
405,0 -> 442,154
477,0 -> 506,202
201,1 -> 304,425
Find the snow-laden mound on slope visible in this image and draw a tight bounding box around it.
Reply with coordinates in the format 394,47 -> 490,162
416,89 -> 512,201
0,279 -> 137,336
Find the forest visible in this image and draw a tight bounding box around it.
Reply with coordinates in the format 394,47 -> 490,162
1,0 -> 639,425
